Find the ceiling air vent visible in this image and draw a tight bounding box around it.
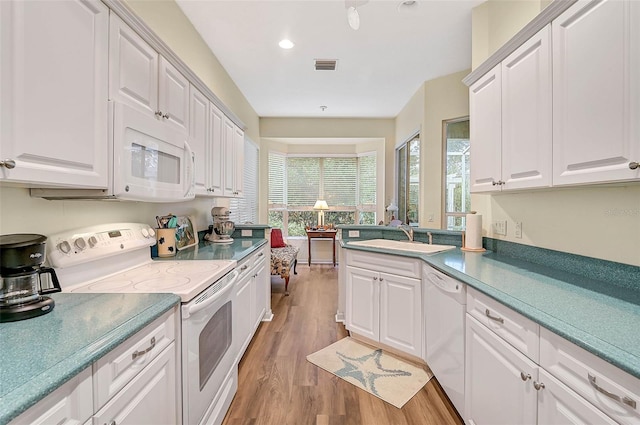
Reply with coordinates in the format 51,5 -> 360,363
315,59 -> 337,71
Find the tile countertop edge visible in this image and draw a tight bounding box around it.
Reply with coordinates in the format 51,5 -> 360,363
340,241 -> 640,379
0,294 -> 180,425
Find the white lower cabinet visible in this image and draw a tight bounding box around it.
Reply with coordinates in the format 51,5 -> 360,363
9,368 -> 93,425
235,247 -> 269,364
465,315 -> 538,425
345,250 -> 422,358
92,344 -> 177,425
10,309 -> 180,425
466,289 -> 634,425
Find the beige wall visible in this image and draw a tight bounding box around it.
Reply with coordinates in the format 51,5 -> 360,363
394,71 -> 470,230
470,0 -> 640,266
124,0 -> 260,143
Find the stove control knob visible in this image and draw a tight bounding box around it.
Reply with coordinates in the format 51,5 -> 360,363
147,228 -> 155,238
88,236 -> 98,248
58,240 -> 71,254
74,238 -> 87,251
141,228 -> 149,238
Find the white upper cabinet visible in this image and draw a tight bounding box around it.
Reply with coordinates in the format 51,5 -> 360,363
109,13 -> 189,134
553,0 -> 640,185
470,65 -> 502,193
0,0 -> 109,188
470,26 -> 552,193
189,85 -> 209,196
501,25 -> 552,190
233,125 -> 245,198
209,102 -> 225,195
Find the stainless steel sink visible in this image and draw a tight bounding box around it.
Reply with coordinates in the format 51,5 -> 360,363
347,238 -> 456,254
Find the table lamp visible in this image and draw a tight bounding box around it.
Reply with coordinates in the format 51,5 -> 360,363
313,200 -> 329,227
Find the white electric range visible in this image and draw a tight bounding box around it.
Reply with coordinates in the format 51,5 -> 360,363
47,223 -> 240,425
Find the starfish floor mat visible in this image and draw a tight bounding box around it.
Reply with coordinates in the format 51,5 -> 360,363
306,337 -> 432,408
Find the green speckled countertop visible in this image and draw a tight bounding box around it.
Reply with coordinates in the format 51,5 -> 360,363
0,292 -> 180,424
153,238 -> 267,262
341,238 -> 640,379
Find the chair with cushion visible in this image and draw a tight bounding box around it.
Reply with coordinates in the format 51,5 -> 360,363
270,229 -> 299,295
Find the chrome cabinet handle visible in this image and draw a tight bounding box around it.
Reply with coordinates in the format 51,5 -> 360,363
379,277 -> 384,281
589,373 -> 637,409
485,309 -> 504,324
131,337 -> 156,360
533,381 -> 545,391
163,113 -> 170,119
520,372 -> 531,381
104,421 -> 116,425
0,159 -> 16,169
240,265 -> 248,271
630,162 -> 639,170
373,276 -> 378,281
155,110 -> 163,118
258,252 -> 264,257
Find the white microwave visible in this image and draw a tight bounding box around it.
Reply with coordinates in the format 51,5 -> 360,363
32,102 -> 195,202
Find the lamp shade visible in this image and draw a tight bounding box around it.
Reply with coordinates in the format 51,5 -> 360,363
313,200 -> 329,210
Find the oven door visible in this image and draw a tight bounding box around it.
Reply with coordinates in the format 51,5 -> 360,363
182,270 -> 238,425
112,101 -> 195,202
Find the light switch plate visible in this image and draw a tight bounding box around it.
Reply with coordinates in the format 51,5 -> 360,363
348,230 -> 360,238
493,220 -> 507,236
241,229 -> 252,237
515,222 -> 522,238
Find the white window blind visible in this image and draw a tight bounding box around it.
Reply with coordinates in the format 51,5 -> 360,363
358,154 -> 376,209
268,152 -> 286,207
324,157 -> 357,207
286,157 -> 320,207
230,139 -> 259,224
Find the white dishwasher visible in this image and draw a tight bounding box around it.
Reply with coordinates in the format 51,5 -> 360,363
423,264 -> 466,415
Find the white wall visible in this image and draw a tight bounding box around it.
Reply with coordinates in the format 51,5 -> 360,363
470,0 -> 640,266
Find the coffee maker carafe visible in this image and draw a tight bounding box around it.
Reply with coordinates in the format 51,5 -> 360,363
0,234 -> 61,322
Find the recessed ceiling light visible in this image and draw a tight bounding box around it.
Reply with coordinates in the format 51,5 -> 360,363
397,0 -> 418,13
278,39 -> 295,49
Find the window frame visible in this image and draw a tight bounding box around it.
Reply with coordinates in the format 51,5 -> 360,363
442,116 -> 471,231
396,131 -> 420,227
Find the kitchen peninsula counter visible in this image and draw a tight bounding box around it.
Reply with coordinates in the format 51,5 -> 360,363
0,292 -> 180,424
340,231 -> 640,380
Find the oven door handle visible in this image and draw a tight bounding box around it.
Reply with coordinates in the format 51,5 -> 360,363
185,270 -> 239,318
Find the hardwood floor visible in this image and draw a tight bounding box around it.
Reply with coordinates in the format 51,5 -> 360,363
223,264 -> 463,425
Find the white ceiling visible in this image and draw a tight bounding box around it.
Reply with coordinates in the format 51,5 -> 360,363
176,0 -> 480,119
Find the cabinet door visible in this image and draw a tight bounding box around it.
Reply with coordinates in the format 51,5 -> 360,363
553,0 -> 640,185
501,25 -> 552,190
465,315 -> 537,425
235,268 -> 254,363
379,272 -> 422,357
158,56 -> 189,134
209,102 -> 225,195
253,253 -> 268,329
537,369 -> 618,425
189,85 -> 209,196
9,368 -> 93,425
470,65 -> 502,193
92,344 -> 178,425
223,117 -> 236,196
109,13 -> 158,115
233,126 -> 245,198
345,266 -> 379,341
0,0 -> 109,188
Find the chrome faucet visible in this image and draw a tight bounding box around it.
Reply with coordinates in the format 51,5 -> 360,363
399,225 -> 414,242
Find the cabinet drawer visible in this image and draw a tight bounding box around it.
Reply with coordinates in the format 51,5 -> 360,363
93,308 -> 177,409
540,328 -> 640,425
467,287 -> 539,362
9,367 -> 93,425
346,250 -> 421,279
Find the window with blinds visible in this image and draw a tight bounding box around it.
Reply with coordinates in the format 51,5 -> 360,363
268,153 -> 377,237
230,139 -> 259,224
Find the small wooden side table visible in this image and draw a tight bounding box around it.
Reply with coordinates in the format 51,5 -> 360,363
305,229 -> 338,267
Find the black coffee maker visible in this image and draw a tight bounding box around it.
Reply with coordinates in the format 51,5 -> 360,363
0,234 -> 61,322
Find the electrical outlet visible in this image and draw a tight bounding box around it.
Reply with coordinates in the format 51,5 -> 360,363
493,220 -> 507,236
348,230 -> 360,238
428,214 -> 434,222
241,229 -> 252,237
515,222 -> 522,239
